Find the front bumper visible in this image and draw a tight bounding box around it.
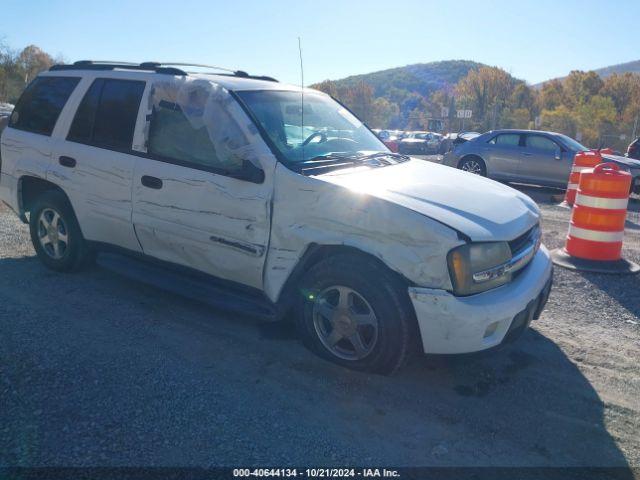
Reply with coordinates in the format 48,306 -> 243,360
408,245 -> 553,354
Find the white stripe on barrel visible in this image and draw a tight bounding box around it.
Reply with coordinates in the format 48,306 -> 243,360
567,183 -> 579,190
572,165 -> 593,173
568,225 -> 624,242
575,193 -> 629,210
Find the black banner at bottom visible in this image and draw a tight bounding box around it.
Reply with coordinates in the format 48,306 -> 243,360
0,467 -> 637,480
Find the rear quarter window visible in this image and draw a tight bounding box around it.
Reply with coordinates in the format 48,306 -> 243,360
9,76 -> 80,136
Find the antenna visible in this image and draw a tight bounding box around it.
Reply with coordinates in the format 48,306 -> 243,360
298,37 -> 305,161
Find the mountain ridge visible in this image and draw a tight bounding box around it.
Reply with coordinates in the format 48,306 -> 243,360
318,58 -> 640,93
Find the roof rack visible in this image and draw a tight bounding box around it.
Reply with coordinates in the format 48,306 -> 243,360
49,60 -> 188,75
49,60 -> 278,82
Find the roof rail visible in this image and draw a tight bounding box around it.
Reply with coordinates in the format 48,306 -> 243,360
50,60 -> 187,75
143,62 -> 278,82
49,60 -> 278,82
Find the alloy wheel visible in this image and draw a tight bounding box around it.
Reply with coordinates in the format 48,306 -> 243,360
461,159 -> 483,175
312,285 -> 379,361
37,208 -> 69,260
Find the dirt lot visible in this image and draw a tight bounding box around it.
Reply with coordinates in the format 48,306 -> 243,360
0,188 -> 639,469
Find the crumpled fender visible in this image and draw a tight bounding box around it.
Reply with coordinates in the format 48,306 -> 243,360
263,164 -> 462,303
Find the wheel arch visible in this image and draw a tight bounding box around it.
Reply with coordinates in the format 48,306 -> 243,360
281,243 -> 424,362
276,243 -> 413,310
18,175 -> 75,220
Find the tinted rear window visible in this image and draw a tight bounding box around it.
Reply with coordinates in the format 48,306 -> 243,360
67,78 -> 145,151
67,80 -> 102,143
9,76 -> 80,136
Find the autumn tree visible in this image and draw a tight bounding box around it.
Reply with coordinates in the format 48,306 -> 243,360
563,70 -> 604,107
539,79 -> 565,110
312,79 -> 339,99
601,72 -> 640,121
540,105 -> 577,137
17,45 -> 54,84
454,66 -> 518,130
370,97 -> 399,129
575,95 -> 617,146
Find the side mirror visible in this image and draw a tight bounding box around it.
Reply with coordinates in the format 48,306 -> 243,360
241,159 -> 265,184
554,147 -> 562,161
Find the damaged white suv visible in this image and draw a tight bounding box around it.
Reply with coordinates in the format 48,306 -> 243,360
0,61 -> 552,373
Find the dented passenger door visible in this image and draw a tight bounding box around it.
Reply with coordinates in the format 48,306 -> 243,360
130,77 -> 276,290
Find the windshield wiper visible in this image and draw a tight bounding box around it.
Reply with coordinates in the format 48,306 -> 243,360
295,151 -> 409,175
356,152 -> 409,162
299,152 -> 364,164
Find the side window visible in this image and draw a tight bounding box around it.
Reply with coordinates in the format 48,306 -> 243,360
147,82 -> 246,173
9,76 -> 80,136
67,78 -> 145,151
148,100 -> 222,168
491,133 -> 521,146
526,135 -> 558,151
67,80 -> 102,143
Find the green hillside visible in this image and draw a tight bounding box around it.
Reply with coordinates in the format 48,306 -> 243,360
325,60 -> 486,98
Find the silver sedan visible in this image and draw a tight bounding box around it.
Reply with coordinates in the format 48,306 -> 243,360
442,129 -> 640,192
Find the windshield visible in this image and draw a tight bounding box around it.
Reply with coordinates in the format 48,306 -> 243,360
236,90 -> 388,163
556,133 -> 588,152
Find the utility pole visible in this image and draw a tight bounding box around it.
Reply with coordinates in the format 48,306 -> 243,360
632,115 -> 639,141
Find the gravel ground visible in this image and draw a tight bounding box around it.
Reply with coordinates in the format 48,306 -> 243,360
0,190 -> 639,468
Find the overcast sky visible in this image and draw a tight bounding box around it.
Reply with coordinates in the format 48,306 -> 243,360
3,0 -> 639,85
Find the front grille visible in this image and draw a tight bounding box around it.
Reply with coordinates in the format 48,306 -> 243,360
508,225 -> 540,279
509,227 -> 534,256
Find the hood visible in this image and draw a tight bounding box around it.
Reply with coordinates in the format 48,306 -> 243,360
602,153 -> 640,169
315,159 -> 540,241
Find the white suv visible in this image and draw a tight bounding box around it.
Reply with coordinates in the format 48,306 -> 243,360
0,61 -> 553,373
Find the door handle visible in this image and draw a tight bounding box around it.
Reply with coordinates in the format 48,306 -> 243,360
521,152 -> 533,156
59,156 -> 76,168
141,175 -> 163,189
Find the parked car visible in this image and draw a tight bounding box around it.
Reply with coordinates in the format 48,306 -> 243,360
0,61 -> 552,373
438,132 -> 481,155
443,129 -> 640,192
0,114 -> 8,135
398,131 -> 442,155
627,137 -> 640,160
0,102 -> 14,116
374,129 -> 400,153
0,103 -> 13,135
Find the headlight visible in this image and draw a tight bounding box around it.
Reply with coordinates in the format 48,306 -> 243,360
448,226 -> 541,296
447,242 -> 512,296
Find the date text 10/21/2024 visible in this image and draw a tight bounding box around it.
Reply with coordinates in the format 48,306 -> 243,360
232,468 -> 401,478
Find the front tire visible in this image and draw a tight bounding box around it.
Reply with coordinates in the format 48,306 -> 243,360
295,254 -> 416,374
458,156 -> 486,176
29,190 -> 93,272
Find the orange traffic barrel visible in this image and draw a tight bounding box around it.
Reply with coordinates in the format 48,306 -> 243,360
599,147 -> 615,155
564,151 -> 602,205
552,162 -> 639,274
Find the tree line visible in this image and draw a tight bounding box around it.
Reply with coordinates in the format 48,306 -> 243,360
2,42 -> 639,150
0,42 -> 58,104
314,66 -> 640,150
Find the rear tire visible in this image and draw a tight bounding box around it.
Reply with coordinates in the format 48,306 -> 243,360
458,156 -> 486,176
29,190 -> 94,272
295,254 -> 416,375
